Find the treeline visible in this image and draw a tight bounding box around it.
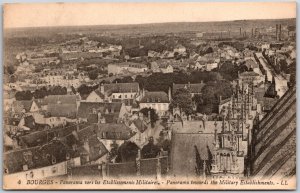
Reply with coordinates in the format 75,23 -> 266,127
218,41 -> 245,52
112,68 -> 240,94
135,71 -> 223,93
15,86 -> 68,101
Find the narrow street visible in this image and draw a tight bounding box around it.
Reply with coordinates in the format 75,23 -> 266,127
255,53 -> 288,97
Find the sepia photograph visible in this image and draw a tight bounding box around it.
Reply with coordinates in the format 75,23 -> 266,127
2,2 -> 296,190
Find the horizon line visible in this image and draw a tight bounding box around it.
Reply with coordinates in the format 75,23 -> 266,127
4,17 -> 296,30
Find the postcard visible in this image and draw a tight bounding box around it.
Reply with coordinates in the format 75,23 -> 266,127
3,2 -> 296,190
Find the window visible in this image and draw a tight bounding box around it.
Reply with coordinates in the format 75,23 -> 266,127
125,95 -> 127,99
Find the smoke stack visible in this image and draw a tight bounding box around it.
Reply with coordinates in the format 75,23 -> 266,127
251,28 -> 254,37
239,28 -> 242,35
279,24 -> 282,41
276,24 -> 279,41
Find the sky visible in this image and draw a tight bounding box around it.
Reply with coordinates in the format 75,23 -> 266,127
3,2 -> 296,28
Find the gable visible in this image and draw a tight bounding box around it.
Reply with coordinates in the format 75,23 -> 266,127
30,101 -> 39,112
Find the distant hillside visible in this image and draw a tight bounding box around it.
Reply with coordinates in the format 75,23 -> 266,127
5,18 -> 296,38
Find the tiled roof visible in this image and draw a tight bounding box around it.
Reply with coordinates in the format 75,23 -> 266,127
44,95 -> 77,105
244,59 -> 259,69
97,123 -> 134,140
4,140 -> 74,174
93,89 -> 105,99
104,83 -> 139,94
19,130 -> 49,147
87,134 -> 108,161
20,123 -> 85,147
62,125 -> 108,162
171,133 -> 215,177
47,103 -> 77,118
77,124 -> 97,142
132,119 -> 148,133
78,102 -> 122,120
140,91 -> 169,103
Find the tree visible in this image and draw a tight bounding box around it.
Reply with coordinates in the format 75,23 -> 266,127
77,84 -> 97,96
5,65 -> 15,75
140,108 -> 159,127
115,141 -> 139,163
170,88 -> 193,115
218,61 -> 239,81
71,86 -> 77,94
88,71 -> 98,80
15,91 -> 33,101
141,137 -> 160,159
197,81 -> 233,114
33,88 -> 47,99
121,76 -> 134,83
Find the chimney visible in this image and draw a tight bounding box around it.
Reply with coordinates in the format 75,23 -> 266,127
279,24 -> 282,41
219,95 -> 222,103
276,24 -> 279,41
251,28 -> 254,37
239,28 -> 242,35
